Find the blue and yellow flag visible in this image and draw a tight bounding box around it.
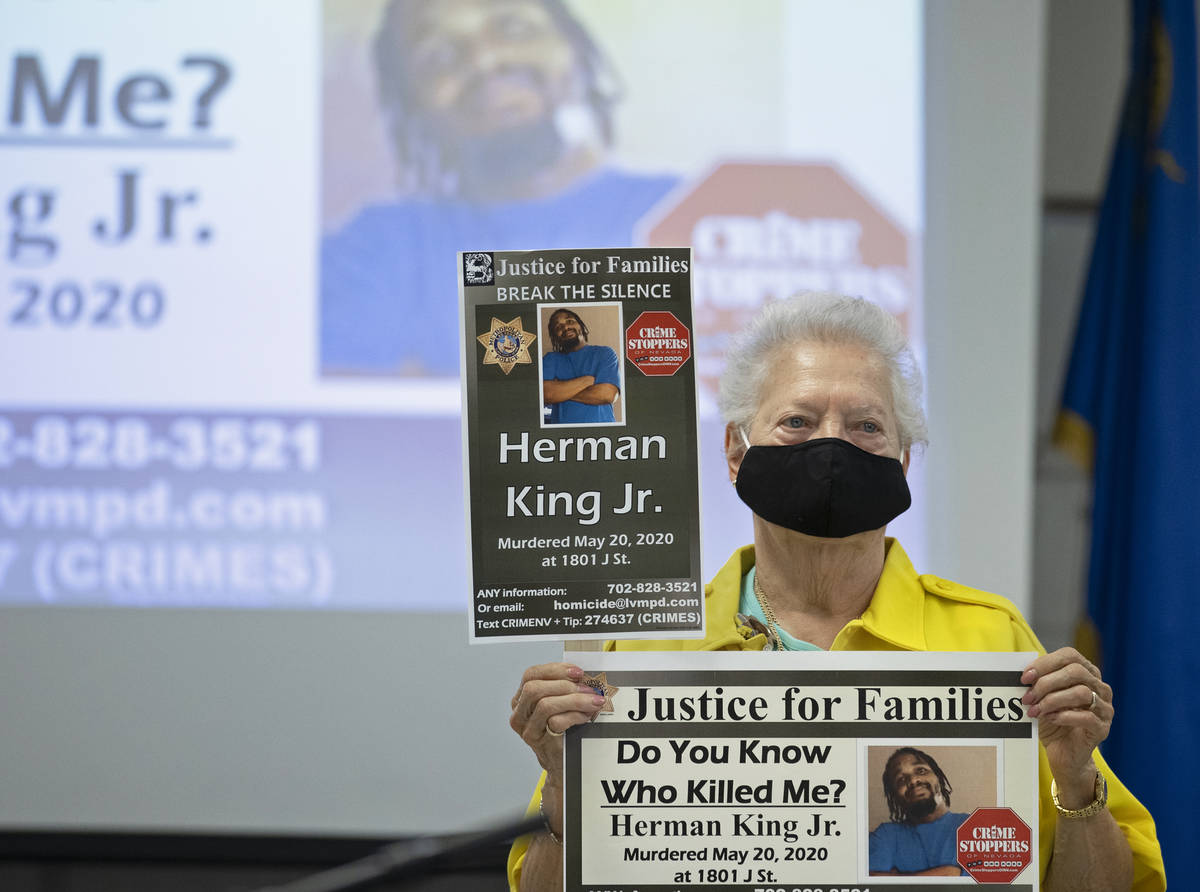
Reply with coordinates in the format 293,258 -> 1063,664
1055,0 -> 1196,883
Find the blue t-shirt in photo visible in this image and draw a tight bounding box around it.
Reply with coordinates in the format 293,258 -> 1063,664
868,811 -> 969,876
543,344 -> 620,424
320,169 -> 677,377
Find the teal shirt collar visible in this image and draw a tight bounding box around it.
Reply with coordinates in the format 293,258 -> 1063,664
739,566 -> 822,651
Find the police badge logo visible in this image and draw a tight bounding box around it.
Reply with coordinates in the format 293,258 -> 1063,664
477,316 -> 536,374
581,672 -> 619,714
463,252 -> 495,285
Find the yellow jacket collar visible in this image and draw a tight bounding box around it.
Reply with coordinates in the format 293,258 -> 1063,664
853,538 -> 927,651
708,539 -> 927,651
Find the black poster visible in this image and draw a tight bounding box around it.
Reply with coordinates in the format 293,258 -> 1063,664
460,248 -> 703,642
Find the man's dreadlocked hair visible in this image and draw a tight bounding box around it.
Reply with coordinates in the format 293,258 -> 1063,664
548,308 -> 589,353
883,747 -> 954,823
372,0 -> 620,197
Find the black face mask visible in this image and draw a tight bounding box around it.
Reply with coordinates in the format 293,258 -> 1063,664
735,437 -> 910,538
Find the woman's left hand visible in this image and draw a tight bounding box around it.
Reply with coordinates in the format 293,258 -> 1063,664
1022,647 -> 1113,803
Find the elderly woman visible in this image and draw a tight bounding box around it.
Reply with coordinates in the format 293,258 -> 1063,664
506,293 -> 1164,891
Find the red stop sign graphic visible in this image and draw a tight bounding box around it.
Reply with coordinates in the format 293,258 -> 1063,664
956,807 -> 1033,883
625,311 -> 691,376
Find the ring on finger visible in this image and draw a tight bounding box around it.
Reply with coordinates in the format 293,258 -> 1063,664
545,721 -> 564,738
1089,690 -> 1098,711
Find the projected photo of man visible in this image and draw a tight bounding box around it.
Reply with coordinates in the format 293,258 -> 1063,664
540,306 -> 623,425
320,0 -> 677,377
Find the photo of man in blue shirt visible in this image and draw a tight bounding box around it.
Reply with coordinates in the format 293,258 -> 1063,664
869,747 -> 970,877
320,0 -> 676,378
541,308 -> 621,425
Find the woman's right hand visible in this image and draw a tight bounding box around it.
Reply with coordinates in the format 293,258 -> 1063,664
510,662 -> 607,776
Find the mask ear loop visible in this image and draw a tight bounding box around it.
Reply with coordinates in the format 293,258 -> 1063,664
732,427 -> 752,487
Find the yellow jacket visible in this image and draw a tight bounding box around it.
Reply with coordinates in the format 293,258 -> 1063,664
507,540 -> 1166,891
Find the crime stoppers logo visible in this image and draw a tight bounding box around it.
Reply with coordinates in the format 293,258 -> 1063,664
956,807 -> 1032,883
625,310 -> 691,377
463,252 -> 494,285
477,316 -> 536,374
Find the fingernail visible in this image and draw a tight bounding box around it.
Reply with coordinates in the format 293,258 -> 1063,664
567,666 -> 584,680
592,694 -> 606,705
1021,669 -> 1037,684
577,684 -> 599,694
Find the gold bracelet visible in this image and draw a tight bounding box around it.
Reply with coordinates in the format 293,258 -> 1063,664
539,797 -> 563,845
1050,772 -> 1107,819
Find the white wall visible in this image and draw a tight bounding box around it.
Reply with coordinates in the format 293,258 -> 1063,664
923,0 -> 1044,611
1033,0 -> 1127,648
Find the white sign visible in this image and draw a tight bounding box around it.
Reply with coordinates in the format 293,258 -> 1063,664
565,651 -> 1039,890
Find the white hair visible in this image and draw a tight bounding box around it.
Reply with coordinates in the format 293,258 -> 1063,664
717,292 -> 928,451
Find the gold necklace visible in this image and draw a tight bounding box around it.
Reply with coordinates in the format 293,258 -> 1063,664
752,571 -> 783,651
